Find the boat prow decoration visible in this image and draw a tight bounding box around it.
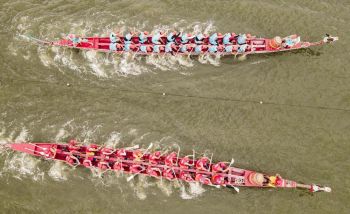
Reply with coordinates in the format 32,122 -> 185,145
22,32 -> 338,57
7,141 -> 331,193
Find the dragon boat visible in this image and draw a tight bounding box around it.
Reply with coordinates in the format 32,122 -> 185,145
7,140 -> 331,193
24,32 -> 338,56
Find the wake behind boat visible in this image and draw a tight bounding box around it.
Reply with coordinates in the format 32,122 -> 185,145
7,140 -> 331,193
22,32 -> 338,57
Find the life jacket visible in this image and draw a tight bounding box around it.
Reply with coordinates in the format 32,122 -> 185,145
179,171 -> 194,182
212,162 -> 228,173
130,164 -> 144,173
116,149 -> 127,159
124,42 -> 131,52
98,161 -> 110,170
125,33 -> 132,42
152,32 -> 161,44
110,32 -> 118,43
83,159 -> 92,167
133,150 -> 143,161
87,144 -> 99,152
181,34 -> 189,44
179,156 -> 191,169
211,174 -> 225,185
140,45 -> 148,53
209,33 -> 218,45
147,166 -> 160,177
237,34 -> 247,45
68,139 -> 80,151
237,44 -> 247,53
180,44 -> 188,53
139,32 -> 147,44
195,157 -> 210,171
101,148 -> 114,159
195,33 -> 204,44
113,161 -> 123,170
194,45 -> 202,54
109,43 -> 117,51
223,33 -> 232,45
66,155 -> 79,166
224,45 -> 233,53
208,45 -> 218,53
195,173 -> 211,185
165,42 -> 174,52
163,168 -> 176,180
167,32 -> 175,42
149,151 -> 161,164
164,152 -> 177,166
153,45 -> 160,53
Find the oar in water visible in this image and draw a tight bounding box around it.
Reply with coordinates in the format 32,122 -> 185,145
126,143 -> 153,182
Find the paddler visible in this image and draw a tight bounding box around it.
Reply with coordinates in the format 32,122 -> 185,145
101,147 -> 115,160
223,33 -> 235,45
209,33 -> 220,45
149,151 -> 162,164
179,156 -> 192,169
195,173 -> 211,185
180,33 -> 193,44
236,34 -> 247,45
116,148 -> 127,159
153,45 -> 165,53
124,32 -> 133,43
179,171 -> 194,182
194,45 -> 202,54
152,31 -> 164,45
208,45 -> 218,54
68,139 -> 80,152
212,162 -> 229,173
139,45 -> 152,53
97,160 -> 110,170
282,35 -> 300,48
167,31 -> 180,43
139,31 -> 149,44
165,42 -> 175,53
66,153 -> 80,166
163,168 -> 176,180
237,44 -> 248,53
133,150 -> 144,162
164,152 -> 177,166
194,33 -> 204,44
195,157 -> 210,171
211,174 -> 225,185
67,34 -> 82,46
224,45 -> 234,53
109,32 -> 120,43
147,166 -> 161,177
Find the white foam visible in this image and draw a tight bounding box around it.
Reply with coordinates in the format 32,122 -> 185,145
180,182 -> 206,200
105,132 -> 121,148
48,161 -> 68,181
14,127 -> 30,143
3,153 -> 44,181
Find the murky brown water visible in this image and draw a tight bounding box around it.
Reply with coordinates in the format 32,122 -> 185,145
0,0 -> 349,213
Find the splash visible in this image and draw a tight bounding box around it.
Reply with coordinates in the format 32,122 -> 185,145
180,182 -> 206,200
48,161 -> 68,181
3,153 -> 45,181
104,132 -> 121,148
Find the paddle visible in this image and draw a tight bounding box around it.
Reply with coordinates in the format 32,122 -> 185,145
126,143 -> 153,182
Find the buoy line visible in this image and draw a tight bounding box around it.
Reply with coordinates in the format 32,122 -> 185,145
2,77 -> 350,113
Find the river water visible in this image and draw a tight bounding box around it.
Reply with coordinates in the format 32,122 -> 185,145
0,0 -> 349,213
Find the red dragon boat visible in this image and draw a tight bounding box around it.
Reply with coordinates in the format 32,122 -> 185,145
24,32 -> 338,56
7,140 -> 331,193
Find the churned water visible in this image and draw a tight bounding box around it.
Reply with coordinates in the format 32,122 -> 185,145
0,0 -> 349,213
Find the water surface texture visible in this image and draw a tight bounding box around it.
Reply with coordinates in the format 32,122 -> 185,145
0,0 -> 349,213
